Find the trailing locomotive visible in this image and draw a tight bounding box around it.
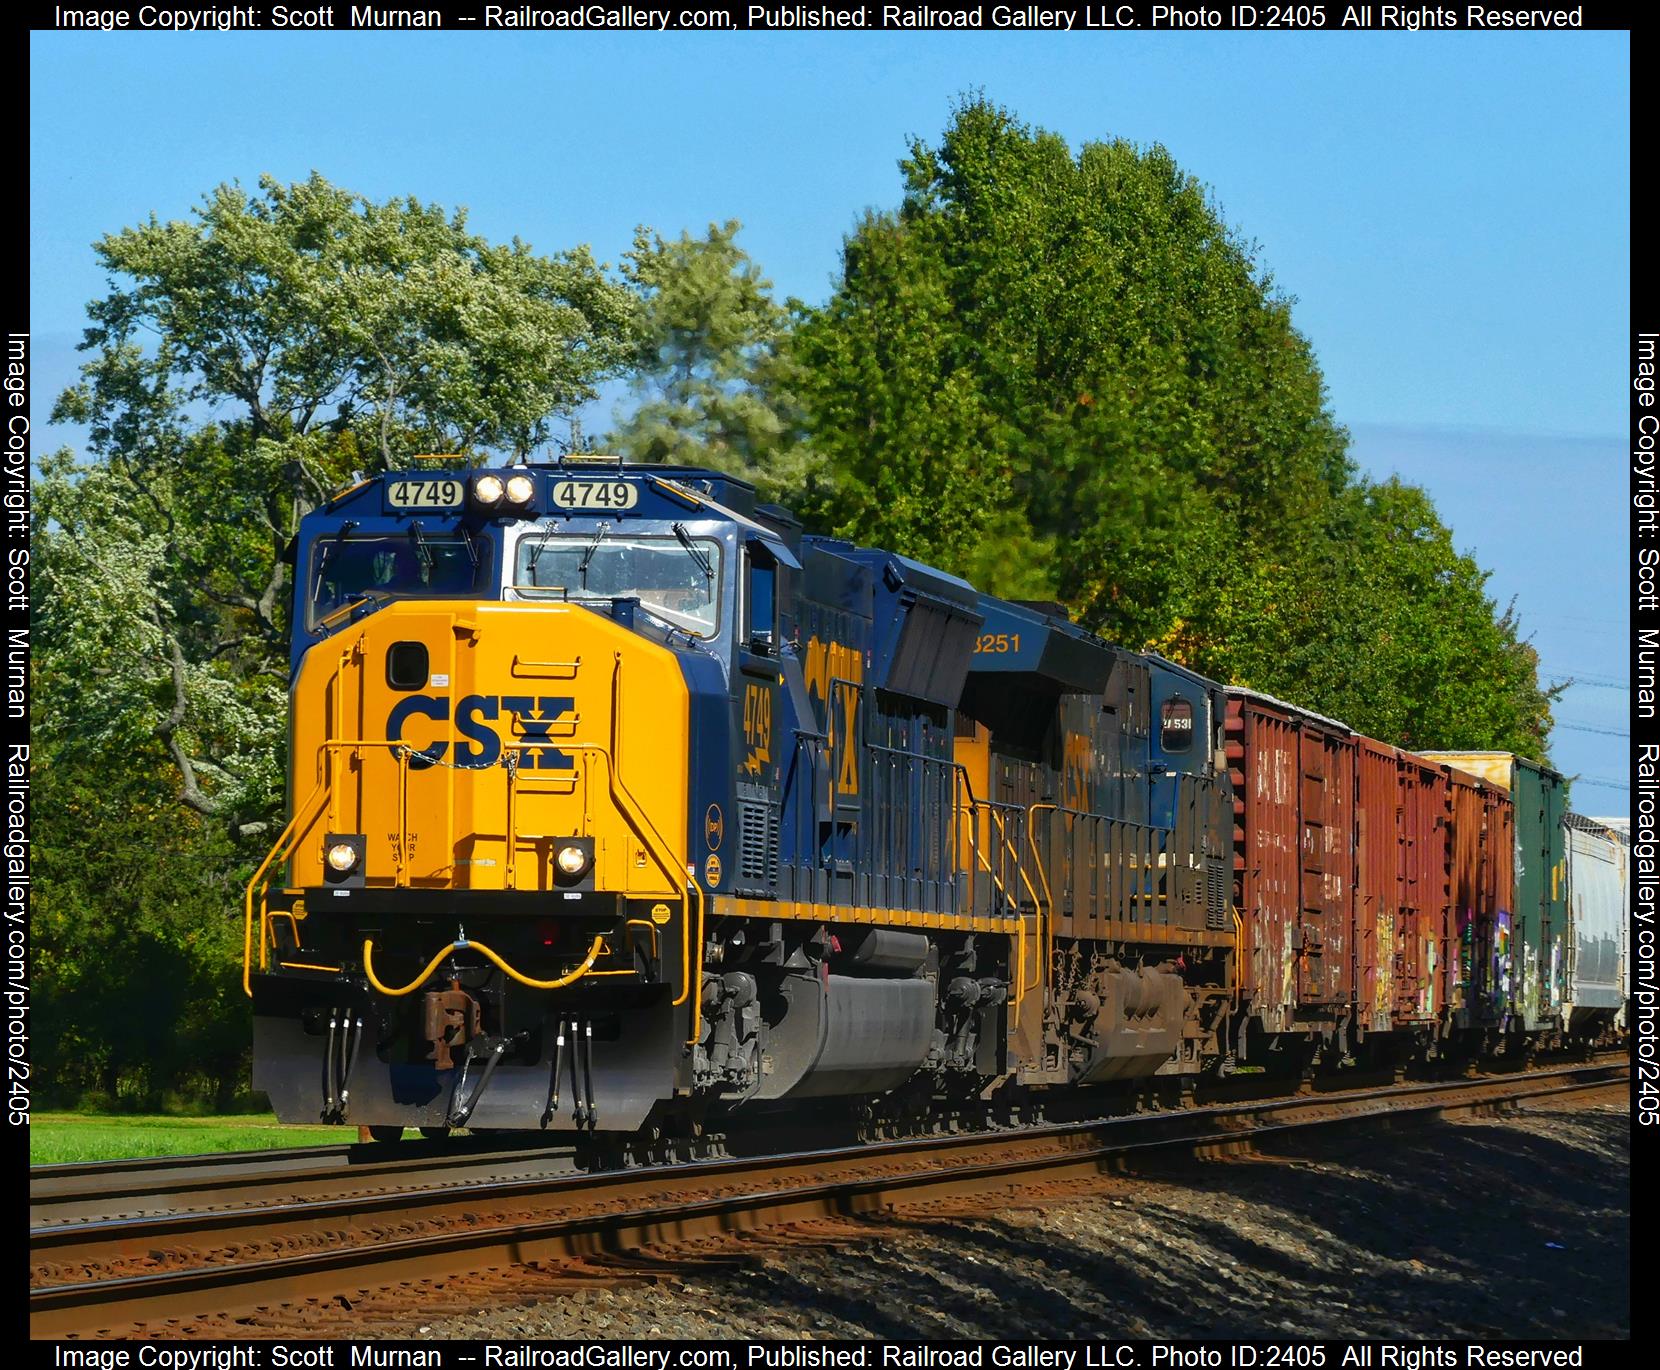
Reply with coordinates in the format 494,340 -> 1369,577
247,460 -> 1622,1141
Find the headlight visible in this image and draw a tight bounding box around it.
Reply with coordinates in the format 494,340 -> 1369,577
326,842 -> 360,873
555,844 -> 590,877
505,473 -> 535,505
473,474 -> 505,506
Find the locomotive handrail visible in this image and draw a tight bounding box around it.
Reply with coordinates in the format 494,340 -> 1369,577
245,735 -> 433,995
362,934 -> 610,996
1026,802 -> 1058,1004
986,802 -> 1047,1013
948,765 -> 1031,1025
607,651 -> 706,1046
946,761 -> 1046,1020
494,731 -> 701,1041
242,777 -> 331,997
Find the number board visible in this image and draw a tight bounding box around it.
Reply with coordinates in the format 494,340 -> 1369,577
550,479 -> 639,512
386,478 -> 464,511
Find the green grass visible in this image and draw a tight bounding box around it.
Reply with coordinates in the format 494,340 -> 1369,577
30,1112 -> 352,1165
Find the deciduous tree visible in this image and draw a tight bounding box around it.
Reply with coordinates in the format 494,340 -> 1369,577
607,220 -> 808,498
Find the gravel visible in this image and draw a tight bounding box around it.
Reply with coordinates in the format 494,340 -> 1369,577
416,1092 -> 1629,1341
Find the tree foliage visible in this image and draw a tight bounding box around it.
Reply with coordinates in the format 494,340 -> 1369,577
33,754 -> 252,1108
606,220 -> 809,499
792,98 -> 1556,756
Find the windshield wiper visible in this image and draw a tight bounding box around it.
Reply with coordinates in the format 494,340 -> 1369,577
409,520 -> 435,574
312,519 -> 358,598
577,521 -> 611,586
672,522 -> 714,582
527,522 -> 560,573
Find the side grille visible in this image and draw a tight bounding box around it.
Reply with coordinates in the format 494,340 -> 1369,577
738,798 -> 780,889
1206,861 -> 1230,931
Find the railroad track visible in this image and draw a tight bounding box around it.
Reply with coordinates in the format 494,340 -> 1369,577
31,1060 -> 1629,1339
31,1133 -> 581,1226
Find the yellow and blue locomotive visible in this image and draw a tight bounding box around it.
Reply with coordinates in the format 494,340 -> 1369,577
249,461 -> 1238,1140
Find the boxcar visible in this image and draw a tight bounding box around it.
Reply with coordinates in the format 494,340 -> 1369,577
1438,763 -> 1517,1040
1425,752 -> 1567,1037
1564,814 -> 1630,1041
1224,689 -> 1355,1043
1355,740 -> 1452,1037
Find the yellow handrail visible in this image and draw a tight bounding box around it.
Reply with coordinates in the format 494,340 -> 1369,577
603,650 -> 705,1046
989,806 -> 1047,1001
1026,802 -> 1058,1003
243,778 -> 329,996
952,767 -> 1028,1025
363,934 -> 608,996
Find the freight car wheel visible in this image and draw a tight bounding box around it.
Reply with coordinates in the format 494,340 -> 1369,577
419,1126 -> 450,1140
366,1125 -> 405,1143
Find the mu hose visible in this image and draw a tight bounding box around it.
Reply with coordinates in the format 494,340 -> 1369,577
361,934 -> 607,996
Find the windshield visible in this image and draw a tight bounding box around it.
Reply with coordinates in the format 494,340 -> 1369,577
512,529 -> 724,637
309,531 -> 481,629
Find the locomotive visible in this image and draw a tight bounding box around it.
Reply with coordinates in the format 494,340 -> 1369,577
247,459 -> 1624,1142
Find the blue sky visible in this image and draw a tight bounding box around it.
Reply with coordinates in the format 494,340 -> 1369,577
29,30 -> 1631,804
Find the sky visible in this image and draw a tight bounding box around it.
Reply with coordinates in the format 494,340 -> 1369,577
28,28 -> 1631,805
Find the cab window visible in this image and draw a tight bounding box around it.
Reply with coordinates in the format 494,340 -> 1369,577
513,529 -> 724,638
309,531 -> 480,629
1160,697 -> 1195,753
745,549 -> 777,651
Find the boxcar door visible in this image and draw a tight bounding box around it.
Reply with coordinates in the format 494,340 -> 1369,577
1297,728 -> 1352,1005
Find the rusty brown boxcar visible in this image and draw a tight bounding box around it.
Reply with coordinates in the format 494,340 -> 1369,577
1225,690 -> 1355,1040
1442,765 -> 1516,1034
1355,741 -> 1452,1036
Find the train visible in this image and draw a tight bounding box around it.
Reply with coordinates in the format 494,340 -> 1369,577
246,459 -> 1630,1146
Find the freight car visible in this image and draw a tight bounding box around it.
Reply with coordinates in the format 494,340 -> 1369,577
1422,751 -> 1569,1043
245,460 -> 1603,1144
1563,815 -> 1630,1044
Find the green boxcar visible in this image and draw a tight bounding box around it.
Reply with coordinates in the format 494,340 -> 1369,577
1422,751 -> 1568,1034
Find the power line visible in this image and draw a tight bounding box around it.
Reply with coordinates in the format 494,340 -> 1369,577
1543,670 -> 1629,691
1557,722 -> 1631,738
1570,777 -> 1631,792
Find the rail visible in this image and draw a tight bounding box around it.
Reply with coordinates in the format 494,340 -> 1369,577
29,1059 -> 1630,1338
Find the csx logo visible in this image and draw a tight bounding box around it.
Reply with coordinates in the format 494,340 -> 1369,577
802,635 -> 863,796
386,694 -> 574,769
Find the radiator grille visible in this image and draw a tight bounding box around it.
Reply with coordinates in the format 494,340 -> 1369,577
1206,860 -> 1230,931
738,799 -> 779,887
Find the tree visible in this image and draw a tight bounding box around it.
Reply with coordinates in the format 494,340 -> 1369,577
793,97 -> 1555,759
1232,480 -> 1560,756
32,752 -> 252,1109
607,221 -> 808,498
42,173 -> 637,836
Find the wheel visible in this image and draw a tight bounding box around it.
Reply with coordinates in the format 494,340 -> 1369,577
419,1125 -> 450,1140
367,1125 -> 405,1143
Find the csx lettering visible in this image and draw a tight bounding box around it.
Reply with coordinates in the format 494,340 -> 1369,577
385,694 -> 574,769
802,635 -> 864,797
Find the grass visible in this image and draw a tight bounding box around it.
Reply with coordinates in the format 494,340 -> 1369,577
30,1112 -> 352,1165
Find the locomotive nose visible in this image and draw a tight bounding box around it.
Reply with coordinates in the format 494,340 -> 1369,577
282,601 -> 690,895
252,596 -> 697,1134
